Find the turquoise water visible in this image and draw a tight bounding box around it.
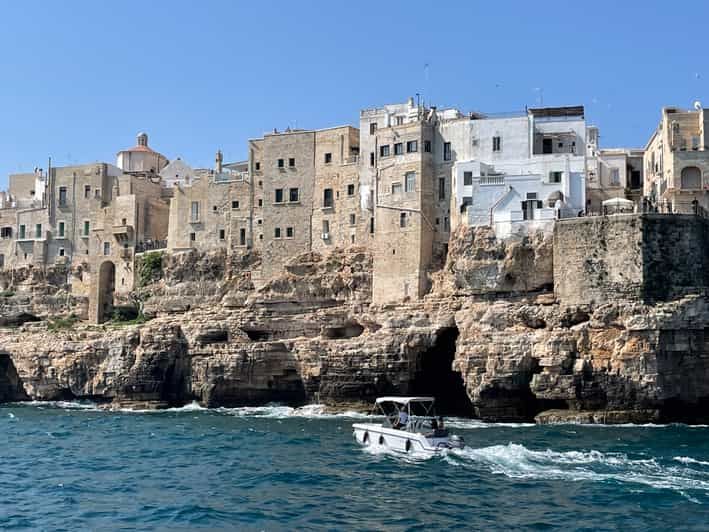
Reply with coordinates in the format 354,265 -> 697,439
2,403 -> 709,531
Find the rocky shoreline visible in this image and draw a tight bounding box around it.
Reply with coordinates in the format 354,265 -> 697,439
2,224 -> 709,424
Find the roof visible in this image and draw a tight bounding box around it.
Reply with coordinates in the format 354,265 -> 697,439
375,396 -> 435,405
118,145 -> 156,154
528,105 -> 584,118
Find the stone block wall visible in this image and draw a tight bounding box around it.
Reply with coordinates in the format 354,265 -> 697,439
554,214 -> 709,306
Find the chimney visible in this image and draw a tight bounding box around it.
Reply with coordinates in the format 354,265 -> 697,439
215,150 -> 223,173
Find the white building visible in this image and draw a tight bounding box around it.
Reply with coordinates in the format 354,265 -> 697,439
447,106 -> 587,237
159,158 -> 197,188
116,132 -> 168,174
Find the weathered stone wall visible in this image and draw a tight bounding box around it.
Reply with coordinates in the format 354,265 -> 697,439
554,214 -> 709,307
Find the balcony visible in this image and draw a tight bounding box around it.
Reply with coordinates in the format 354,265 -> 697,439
120,247 -> 133,260
479,175 -> 505,186
112,224 -> 134,242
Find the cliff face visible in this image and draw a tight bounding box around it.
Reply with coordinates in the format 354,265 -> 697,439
3,218 -> 709,424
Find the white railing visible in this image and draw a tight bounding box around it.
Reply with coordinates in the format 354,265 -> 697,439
479,175 -> 505,186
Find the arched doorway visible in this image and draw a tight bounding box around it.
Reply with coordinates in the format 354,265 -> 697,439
681,166 -> 701,189
97,261 -> 116,323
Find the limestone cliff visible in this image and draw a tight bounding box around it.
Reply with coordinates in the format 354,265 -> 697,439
2,217 -> 709,424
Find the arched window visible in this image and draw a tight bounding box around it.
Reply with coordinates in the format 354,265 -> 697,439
681,166 -> 702,189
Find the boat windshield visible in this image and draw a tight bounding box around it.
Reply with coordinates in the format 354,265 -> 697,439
376,400 -> 439,433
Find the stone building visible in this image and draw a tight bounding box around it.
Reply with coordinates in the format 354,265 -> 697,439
167,157 -> 252,252
359,99 -> 439,303
311,126 -> 363,253
644,102 -> 709,213
88,172 -> 170,322
253,129 -> 316,281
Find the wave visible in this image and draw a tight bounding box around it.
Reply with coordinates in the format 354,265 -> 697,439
217,403 -> 372,419
674,456 -> 709,467
445,443 -> 709,498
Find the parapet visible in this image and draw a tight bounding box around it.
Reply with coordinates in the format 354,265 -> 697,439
554,214 -> 709,307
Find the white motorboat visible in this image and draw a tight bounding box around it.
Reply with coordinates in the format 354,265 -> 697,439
353,396 -> 464,453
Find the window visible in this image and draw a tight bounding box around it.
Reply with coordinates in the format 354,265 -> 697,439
349,213 -> 356,225
219,229 -> 225,240
255,162 -> 261,171
258,199 -> 263,207
121,218 -> 126,226
438,178 -> 446,200
391,182 -> 402,195
232,200 -> 240,209
549,171 -> 562,184
278,158 -> 284,168
369,123 -> 377,135
443,142 -> 451,161
35,224 -> 42,238
288,158 -> 295,167
275,189 -> 284,203
463,171 -> 473,186
542,138 -> 553,154
347,184 -> 355,196
370,152 -> 375,167
325,153 -> 332,164
257,219 -> 262,225
0,254 -> 3,267
435,218 -> 440,225
400,212 -> 407,227
84,185 -> 91,199
322,220 -> 330,236
526,192 -> 537,199
323,188 -> 334,208
190,201 -> 200,221
370,217 -> 374,234
351,235 -> 355,244
405,172 -> 416,192
58,222 -> 65,238
406,140 -> 418,153
394,143 -> 404,155
424,140 -> 431,153
19,224 -> 26,239
286,227 -> 294,238
289,188 -> 299,202
492,136 -> 502,152
190,232 -> 196,241
444,217 -> 449,231
95,189 -> 101,199
213,205 -> 218,212
239,228 -> 246,246
83,220 -> 90,236
0,227 -> 11,239
59,248 -> 65,257
380,145 -> 390,157
610,168 -> 619,186
59,187 -> 67,206
103,242 -> 110,255
396,116 -> 404,125
274,227 -> 281,238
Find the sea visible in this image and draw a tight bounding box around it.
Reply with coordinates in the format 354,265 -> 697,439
2,402 -> 709,531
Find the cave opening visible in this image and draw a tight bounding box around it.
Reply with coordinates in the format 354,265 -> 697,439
409,327 -> 474,417
322,322 -> 365,339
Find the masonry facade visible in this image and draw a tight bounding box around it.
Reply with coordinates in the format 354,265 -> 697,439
2,99 -> 709,319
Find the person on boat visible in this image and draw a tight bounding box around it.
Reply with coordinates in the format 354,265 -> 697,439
435,416 -> 447,437
394,408 -> 409,429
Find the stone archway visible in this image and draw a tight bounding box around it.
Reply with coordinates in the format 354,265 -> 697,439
97,261 -> 116,323
681,166 -> 702,189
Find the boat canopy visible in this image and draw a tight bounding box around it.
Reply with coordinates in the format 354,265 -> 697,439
375,397 -> 435,405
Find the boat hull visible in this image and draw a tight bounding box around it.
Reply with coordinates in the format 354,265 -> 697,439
352,423 -> 455,453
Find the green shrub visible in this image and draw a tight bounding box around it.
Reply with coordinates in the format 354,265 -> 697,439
137,251 -> 163,287
47,314 -> 80,331
0,290 -> 15,298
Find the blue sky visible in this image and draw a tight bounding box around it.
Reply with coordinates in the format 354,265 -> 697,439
0,1 -> 706,188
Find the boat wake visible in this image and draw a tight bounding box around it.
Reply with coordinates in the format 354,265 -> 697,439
445,443 -> 709,500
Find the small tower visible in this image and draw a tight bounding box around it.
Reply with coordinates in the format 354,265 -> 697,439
215,149 -> 223,173
137,132 -> 148,147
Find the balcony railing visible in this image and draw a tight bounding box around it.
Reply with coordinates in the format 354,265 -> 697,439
479,175 -> 505,186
